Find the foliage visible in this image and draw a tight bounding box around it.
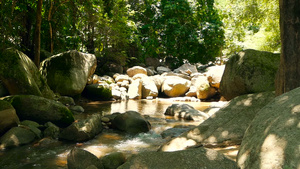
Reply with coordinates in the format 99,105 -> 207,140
0,0 -> 224,68
215,0 -> 280,55
131,0 -> 224,67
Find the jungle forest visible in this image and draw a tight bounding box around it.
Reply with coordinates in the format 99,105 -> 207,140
1,0 -> 300,168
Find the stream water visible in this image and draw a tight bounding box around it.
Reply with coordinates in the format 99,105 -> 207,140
0,99 -> 236,169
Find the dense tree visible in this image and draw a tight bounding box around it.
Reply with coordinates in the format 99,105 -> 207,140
276,0 -> 300,95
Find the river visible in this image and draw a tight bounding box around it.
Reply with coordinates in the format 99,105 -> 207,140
0,99 -> 237,169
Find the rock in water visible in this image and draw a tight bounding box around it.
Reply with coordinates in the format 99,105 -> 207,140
0,48 -> 55,99
67,148 -> 104,169
40,50 -> 97,96
5,95 -> 74,127
111,111 -> 151,134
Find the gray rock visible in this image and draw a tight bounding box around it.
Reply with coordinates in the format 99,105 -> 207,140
0,100 -> 19,136
165,104 -> 208,121
237,87 -> 300,169
160,91 -> 275,152
101,152 -> 126,169
165,104 -> 194,116
0,127 -> 36,149
5,95 -> 74,128
173,63 -> 198,75
220,49 -> 280,100
111,111 -> 151,134
67,148 -> 104,169
40,50 -> 97,96
157,66 -> 171,74
60,114 -> 103,142
161,128 -> 191,139
118,147 -> 238,169
0,48 -> 55,99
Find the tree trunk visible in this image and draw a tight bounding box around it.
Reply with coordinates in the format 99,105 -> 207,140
48,0 -> 54,54
34,0 -> 43,68
276,0 -> 300,95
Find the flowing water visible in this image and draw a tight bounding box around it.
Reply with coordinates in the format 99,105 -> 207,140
0,99 -> 237,169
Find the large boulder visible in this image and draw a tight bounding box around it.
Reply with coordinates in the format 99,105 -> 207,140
160,91 -> 275,152
0,126 -> 37,149
101,152 -> 126,169
0,48 -> 55,99
127,66 -> 147,77
111,111 -> 151,134
0,100 -> 19,136
220,49 -> 280,100
60,114 -> 103,142
237,87 -> 300,169
40,50 -> 97,96
67,148 -> 104,169
118,147 -> 238,169
190,75 -> 217,100
5,95 -> 74,128
132,74 -> 158,99
161,76 -> 191,97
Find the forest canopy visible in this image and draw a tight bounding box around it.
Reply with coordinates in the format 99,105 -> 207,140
0,0 -> 279,67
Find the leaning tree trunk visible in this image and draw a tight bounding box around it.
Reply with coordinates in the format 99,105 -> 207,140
276,0 -> 300,95
34,0 -> 43,68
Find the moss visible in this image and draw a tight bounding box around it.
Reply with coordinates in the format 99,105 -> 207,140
0,100 -> 14,111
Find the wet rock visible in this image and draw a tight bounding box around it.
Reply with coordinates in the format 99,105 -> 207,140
57,96 -> 75,106
5,95 -> 74,128
0,126 -> 36,149
127,66 -> 147,77
220,49 -> 280,100
0,48 -> 55,99
118,147 -> 238,169
84,83 -> 112,101
237,87 -> 300,169
60,114 -> 103,142
101,152 -> 126,169
160,91 -> 275,152
0,100 -> 19,136
69,105 -> 85,113
67,148 -> 104,169
44,122 -> 60,139
111,111 -> 151,134
40,50 -> 97,96
161,76 -> 191,97
165,104 -> 209,121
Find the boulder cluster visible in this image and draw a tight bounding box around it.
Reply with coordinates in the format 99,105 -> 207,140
3,47 -> 300,169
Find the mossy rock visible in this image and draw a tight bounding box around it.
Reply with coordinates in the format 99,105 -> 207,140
0,48 -> 55,99
40,50 -> 97,96
4,95 -> 74,127
220,49 -> 280,100
84,83 -> 112,101
0,100 -> 19,135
